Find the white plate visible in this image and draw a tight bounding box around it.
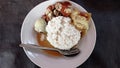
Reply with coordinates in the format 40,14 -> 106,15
21,0 -> 96,68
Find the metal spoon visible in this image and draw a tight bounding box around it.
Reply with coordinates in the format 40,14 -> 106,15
19,44 -> 80,57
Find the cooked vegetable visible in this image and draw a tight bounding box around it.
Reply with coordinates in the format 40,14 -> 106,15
34,18 -> 46,33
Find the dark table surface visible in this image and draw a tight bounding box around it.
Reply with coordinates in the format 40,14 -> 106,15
0,0 -> 120,68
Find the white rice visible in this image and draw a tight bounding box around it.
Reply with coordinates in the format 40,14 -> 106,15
46,16 -> 81,50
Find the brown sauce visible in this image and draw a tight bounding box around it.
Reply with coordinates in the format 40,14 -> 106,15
36,33 -> 62,57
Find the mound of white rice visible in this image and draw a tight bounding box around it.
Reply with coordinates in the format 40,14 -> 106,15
46,16 -> 81,50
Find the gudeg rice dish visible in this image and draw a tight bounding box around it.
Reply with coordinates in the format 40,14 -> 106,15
34,1 -> 91,56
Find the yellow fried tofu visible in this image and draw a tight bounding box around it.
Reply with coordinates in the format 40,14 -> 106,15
71,9 -> 91,37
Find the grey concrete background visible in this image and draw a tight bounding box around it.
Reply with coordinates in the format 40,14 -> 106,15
0,0 -> 120,68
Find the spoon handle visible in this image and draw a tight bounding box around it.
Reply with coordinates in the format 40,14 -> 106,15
19,44 -> 58,51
